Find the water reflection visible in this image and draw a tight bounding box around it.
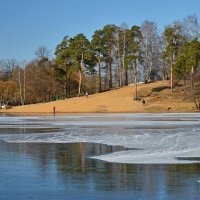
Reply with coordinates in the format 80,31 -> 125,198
0,141 -> 200,200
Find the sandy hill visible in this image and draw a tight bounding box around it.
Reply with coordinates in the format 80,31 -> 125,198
1,80 -> 196,114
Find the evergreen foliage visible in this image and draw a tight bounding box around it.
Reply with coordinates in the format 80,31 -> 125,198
0,15 -> 200,109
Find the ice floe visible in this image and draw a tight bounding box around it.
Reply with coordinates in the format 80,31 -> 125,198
0,113 -> 200,164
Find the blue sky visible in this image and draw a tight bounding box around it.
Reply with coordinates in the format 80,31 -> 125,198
0,0 -> 200,62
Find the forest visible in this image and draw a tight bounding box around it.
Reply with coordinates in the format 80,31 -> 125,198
0,15 -> 200,109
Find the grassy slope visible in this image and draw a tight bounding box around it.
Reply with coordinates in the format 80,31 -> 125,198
1,80 -> 196,114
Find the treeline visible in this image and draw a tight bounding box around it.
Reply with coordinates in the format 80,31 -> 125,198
0,15 -> 200,109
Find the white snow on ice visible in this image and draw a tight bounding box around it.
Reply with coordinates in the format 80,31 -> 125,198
0,113 -> 200,164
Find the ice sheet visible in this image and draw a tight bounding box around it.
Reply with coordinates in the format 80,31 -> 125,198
0,113 -> 200,164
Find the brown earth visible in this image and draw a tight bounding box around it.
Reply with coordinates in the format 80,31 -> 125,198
1,80 -> 197,115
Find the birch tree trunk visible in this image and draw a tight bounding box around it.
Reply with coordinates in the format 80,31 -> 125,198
108,46 -> 112,90
123,32 -> 128,86
98,55 -> 101,92
134,59 -> 138,100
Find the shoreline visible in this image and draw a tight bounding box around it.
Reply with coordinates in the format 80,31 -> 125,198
1,110 -> 199,116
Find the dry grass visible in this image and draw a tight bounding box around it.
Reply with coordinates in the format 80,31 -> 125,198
1,80 -> 197,115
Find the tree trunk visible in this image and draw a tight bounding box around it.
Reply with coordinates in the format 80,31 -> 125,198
134,59 -> 137,100
183,78 -> 186,100
117,46 -> 122,88
78,52 -> 84,96
191,66 -> 194,89
125,69 -> 128,86
162,63 -> 167,80
65,63 -> 69,98
123,30 -> 128,86
98,55 -> 101,92
48,63 -> 52,101
23,68 -> 25,105
78,69 -> 82,96
18,69 -> 23,105
117,64 -> 120,88
108,46 -> 112,90
65,78 -> 71,98
170,65 -> 173,93
148,62 -> 152,83
171,47 -> 176,93
68,77 -> 71,97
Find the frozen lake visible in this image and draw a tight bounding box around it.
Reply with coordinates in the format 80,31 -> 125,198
0,113 -> 200,199
1,113 -> 200,164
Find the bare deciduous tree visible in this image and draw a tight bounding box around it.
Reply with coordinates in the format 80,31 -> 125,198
0,59 -> 18,80
181,14 -> 200,41
35,46 -> 50,60
141,21 -> 161,82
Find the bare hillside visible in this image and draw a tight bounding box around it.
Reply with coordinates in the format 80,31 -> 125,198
1,80 -> 196,114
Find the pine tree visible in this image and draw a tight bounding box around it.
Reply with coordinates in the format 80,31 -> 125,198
102,25 -> 116,90
69,34 -> 95,96
163,24 -> 184,93
91,29 -> 105,92
55,36 -> 72,98
127,26 -> 143,100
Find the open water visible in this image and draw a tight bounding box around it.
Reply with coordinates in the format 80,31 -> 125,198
0,113 -> 200,199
